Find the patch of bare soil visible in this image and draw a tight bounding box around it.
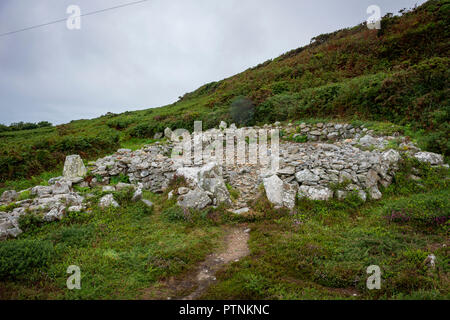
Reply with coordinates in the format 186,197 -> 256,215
142,226 -> 250,300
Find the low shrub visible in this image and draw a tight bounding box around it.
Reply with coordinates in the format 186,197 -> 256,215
384,190 -> 449,229
48,225 -> 95,248
110,173 -> 130,185
18,213 -> 44,233
0,239 -> 55,279
113,187 -> 135,205
161,205 -> 190,222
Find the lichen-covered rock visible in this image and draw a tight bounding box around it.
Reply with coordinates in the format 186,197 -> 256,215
132,188 -> 143,202
382,149 -> 401,164
178,187 -> 190,195
68,206 -> 84,212
31,186 -> 53,197
142,199 -> 154,208
63,155 -> 87,179
0,213 -> 22,240
263,175 -> 297,209
44,206 -> 65,222
368,187 -> 382,200
164,127 -> 173,139
414,152 -> 444,166
115,182 -> 135,191
0,190 -> 18,203
99,194 -> 119,209
197,162 -> 231,205
52,181 -> 71,195
298,186 -> 333,201
295,169 -> 320,183
177,188 -> 212,210
102,186 -> 115,192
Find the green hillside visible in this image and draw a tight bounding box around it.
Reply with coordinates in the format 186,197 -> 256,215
1,0 -> 449,184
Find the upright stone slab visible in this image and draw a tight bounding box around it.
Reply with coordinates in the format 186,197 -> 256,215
63,155 -> 87,180
263,175 -> 297,209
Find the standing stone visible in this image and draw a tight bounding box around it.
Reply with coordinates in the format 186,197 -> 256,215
63,155 -> 87,180
198,162 -> 231,205
164,127 -> 173,139
263,175 -> 284,207
263,175 -> 297,209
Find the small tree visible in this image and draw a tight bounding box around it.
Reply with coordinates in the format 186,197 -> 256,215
230,96 -> 255,127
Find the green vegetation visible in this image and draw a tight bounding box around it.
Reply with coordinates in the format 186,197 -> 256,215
1,0 -> 449,185
0,239 -> 55,280
202,161 -> 449,300
0,121 -> 52,133
0,189 -> 224,299
0,156 -> 447,299
384,190 -> 448,229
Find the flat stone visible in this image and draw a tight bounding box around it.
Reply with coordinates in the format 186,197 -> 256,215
178,187 -> 190,195
295,169 -> 320,183
141,199 -> 154,208
298,186 -> 333,201
277,166 -> 295,175
231,208 -> 249,215
102,186 -> 116,192
52,181 -> 71,195
414,152 -> 444,166
0,190 -> 18,203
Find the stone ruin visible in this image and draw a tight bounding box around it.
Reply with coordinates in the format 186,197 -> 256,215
1,121 -> 446,240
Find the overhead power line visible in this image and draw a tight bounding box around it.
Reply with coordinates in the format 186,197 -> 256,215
0,0 -> 151,38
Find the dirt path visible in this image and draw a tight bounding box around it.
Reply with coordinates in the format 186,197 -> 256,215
143,226 -> 250,300
180,226 -> 250,300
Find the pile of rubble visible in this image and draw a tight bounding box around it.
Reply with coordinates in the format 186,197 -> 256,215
0,121 -> 446,240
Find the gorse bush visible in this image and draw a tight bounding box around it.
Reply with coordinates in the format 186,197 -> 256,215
0,240 -> 55,279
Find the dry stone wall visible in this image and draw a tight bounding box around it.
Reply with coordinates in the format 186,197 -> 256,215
1,121 -> 446,240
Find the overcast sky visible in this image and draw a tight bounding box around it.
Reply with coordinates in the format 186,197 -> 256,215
0,0 -> 426,125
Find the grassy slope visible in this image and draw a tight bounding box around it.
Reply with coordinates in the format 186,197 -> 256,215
1,0 -> 449,184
